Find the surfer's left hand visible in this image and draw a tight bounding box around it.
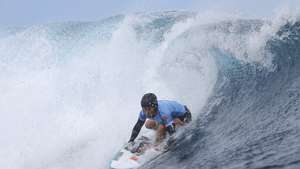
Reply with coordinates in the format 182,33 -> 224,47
125,141 -> 134,150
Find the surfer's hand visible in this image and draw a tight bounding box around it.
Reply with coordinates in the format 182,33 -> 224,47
153,144 -> 163,151
153,143 -> 168,152
125,141 -> 134,150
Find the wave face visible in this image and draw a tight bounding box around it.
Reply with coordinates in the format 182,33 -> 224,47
1,11 -> 300,169
142,16 -> 300,169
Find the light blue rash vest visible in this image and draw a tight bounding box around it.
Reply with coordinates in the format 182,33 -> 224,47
138,100 -> 186,127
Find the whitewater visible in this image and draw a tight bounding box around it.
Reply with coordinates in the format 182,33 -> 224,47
1,10 -> 300,169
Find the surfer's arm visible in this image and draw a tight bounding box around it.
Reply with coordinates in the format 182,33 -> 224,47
129,119 -> 145,142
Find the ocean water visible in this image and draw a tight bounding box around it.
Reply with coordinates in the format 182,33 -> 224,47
0,10 -> 299,169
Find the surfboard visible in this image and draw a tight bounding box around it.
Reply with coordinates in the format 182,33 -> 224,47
110,136 -> 160,169
110,148 -> 140,169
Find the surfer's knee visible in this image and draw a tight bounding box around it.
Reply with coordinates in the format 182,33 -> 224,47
145,120 -> 158,130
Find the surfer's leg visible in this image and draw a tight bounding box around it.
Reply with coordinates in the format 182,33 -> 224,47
184,105 -> 192,123
155,124 -> 166,144
173,118 -> 184,126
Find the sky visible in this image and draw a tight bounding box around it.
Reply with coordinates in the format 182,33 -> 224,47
0,0 -> 300,27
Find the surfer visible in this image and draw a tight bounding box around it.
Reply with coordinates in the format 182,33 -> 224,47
128,93 -> 192,147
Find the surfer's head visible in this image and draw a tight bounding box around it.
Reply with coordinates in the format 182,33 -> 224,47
141,93 -> 158,118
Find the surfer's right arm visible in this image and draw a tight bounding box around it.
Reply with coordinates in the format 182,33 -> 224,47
129,111 -> 146,142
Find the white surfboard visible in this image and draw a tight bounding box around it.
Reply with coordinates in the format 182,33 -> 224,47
110,135 -> 162,169
110,149 -> 140,169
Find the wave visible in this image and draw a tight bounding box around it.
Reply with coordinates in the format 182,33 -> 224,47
1,11 -> 300,169
142,14 -> 300,169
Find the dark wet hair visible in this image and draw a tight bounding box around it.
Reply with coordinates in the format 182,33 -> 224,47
140,93 -> 158,108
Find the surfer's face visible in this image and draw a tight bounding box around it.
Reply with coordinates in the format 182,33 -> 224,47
143,107 -> 157,118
